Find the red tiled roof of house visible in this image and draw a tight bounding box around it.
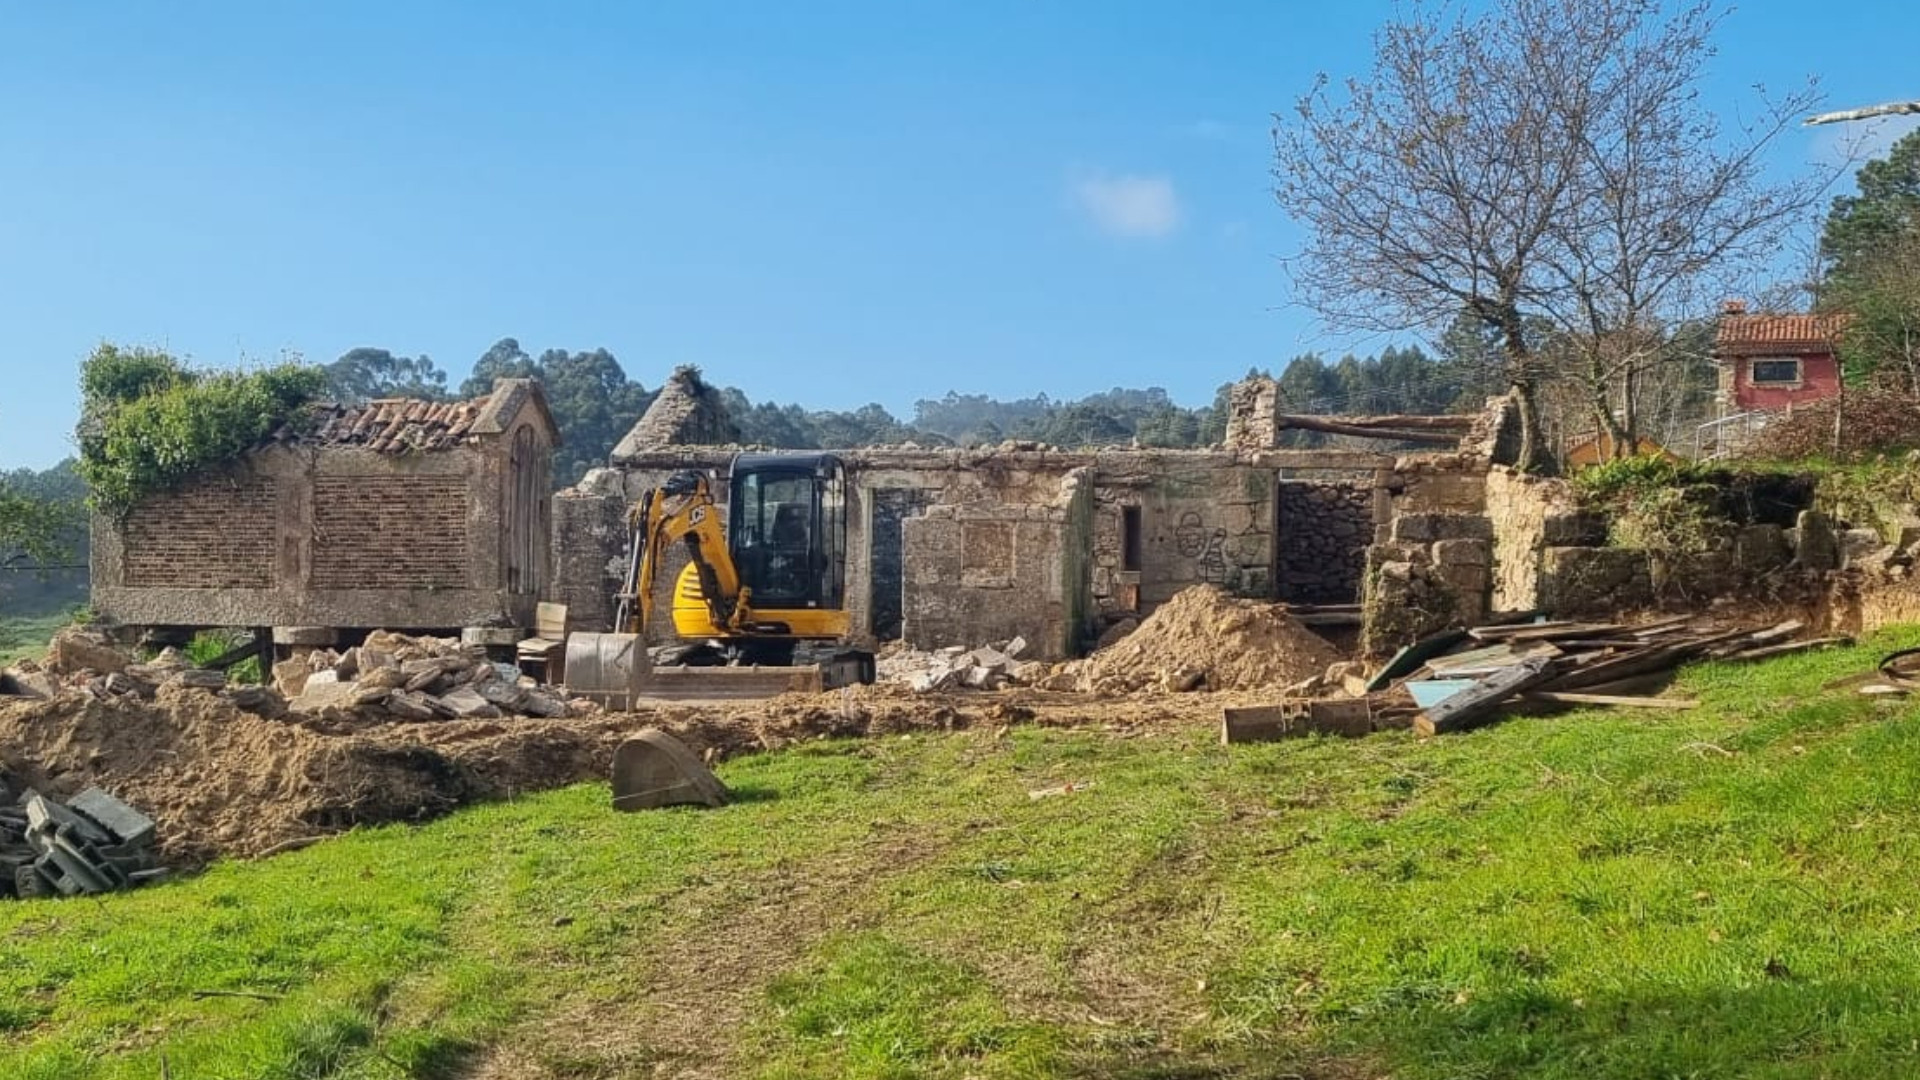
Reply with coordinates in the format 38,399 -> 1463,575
1715,312 -> 1853,356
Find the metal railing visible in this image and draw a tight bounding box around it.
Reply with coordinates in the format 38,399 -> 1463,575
1693,411 -> 1771,460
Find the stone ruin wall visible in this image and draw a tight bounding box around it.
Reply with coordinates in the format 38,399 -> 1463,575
1276,480 -> 1374,604
563,439 -> 1502,658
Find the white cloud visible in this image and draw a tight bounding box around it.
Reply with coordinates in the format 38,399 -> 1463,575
1072,173 -> 1182,238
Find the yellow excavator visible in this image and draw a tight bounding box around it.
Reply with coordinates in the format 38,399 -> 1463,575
564,452 -> 875,705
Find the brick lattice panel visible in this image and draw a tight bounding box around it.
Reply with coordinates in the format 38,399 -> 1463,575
125,480 -> 278,588
312,476 -> 470,590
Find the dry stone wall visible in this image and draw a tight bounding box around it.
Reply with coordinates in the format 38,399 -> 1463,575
1277,480 -> 1371,603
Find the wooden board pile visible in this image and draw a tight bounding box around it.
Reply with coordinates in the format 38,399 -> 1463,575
0,778 -> 166,899
1223,616 -> 1847,743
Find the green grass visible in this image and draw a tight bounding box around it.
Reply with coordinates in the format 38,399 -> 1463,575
0,612 -> 68,666
7,631 -> 1920,1077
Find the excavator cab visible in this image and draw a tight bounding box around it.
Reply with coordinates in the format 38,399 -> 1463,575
659,452 -> 851,645
725,453 -> 847,616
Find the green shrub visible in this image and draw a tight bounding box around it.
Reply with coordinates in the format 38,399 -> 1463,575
1572,454 -> 1722,558
76,346 -> 327,516
185,629 -> 264,684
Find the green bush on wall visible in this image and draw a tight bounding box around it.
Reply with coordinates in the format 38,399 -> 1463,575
76,345 -> 328,517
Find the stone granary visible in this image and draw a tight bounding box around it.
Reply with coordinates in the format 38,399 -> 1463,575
554,373 -> 1502,661
90,379 -> 560,645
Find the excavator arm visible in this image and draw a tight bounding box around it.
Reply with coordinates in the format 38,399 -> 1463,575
614,472 -> 752,637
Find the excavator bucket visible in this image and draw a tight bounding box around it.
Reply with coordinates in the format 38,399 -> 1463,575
563,631 -> 843,706
611,731 -> 729,810
562,632 -> 648,710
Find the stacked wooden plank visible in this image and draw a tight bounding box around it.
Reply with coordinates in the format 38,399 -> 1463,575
1399,617 -> 1842,735
1222,615 -> 1846,743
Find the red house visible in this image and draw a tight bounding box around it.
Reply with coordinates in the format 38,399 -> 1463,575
1712,300 -> 1850,414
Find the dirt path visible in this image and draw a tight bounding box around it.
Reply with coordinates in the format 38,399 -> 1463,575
459,825 -> 953,1079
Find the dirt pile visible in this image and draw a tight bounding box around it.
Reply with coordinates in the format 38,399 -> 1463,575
0,682 -> 1034,865
1078,585 -> 1341,694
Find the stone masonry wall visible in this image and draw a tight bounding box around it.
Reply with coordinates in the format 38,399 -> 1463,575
1277,480 -> 1371,603
584,443 -> 1498,657
1090,453 -> 1277,619
551,470 -> 629,636
1224,376 -> 1280,451
1361,512 -> 1494,655
902,500 -> 1075,660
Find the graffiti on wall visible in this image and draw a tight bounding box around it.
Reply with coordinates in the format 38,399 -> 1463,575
1174,510 -> 1236,588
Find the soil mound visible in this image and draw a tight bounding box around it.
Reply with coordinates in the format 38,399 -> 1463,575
0,683 -> 1010,864
1080,585 -> 1341,694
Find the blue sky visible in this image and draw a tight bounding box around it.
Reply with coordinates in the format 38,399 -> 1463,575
2,1 -> 1916,469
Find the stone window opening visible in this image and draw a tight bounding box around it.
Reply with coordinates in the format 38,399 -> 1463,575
1121,505 -> 1143,572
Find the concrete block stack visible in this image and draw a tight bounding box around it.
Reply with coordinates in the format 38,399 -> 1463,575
276,630 -> 575,720
0,778 -> 166,899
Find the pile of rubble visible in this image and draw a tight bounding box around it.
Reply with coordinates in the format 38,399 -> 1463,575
0,775 -> 165,899
876,636 -> 1047,692
277,630 -> 575,720
2,628 -> 272,711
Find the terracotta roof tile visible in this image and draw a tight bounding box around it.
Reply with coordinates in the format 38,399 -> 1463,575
289,392 -> 492,454
1716,312 -> 1853,355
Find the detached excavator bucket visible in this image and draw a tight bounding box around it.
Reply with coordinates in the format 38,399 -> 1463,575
563,632 -> 835,706
611,731 -> 729,810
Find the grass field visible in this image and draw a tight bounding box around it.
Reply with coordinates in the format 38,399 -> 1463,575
6,630 -> 1920,1078
0,613 -> 67,667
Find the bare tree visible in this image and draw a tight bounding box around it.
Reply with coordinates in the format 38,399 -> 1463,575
1274,0 -> 1823,469
1533,4 -> 1826,455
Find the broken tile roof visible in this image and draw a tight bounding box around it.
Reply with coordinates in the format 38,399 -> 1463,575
1715,312 -> 1853,356
303,397 -> 489,453
261,378 -> 557,455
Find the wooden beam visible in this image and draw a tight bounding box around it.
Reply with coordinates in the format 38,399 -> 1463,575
1272,415 -> 1464,444
1415,657 -> 1557,735
1718,637 -> 1850,663
1278,413 -> 1477,431
1522,691 -> 1698,710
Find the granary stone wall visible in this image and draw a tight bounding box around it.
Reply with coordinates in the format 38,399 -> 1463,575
92,380 -> 558,633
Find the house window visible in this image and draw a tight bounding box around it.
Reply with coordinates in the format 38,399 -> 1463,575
1750,358 -> 1801,385
1121,506 -> 1142,571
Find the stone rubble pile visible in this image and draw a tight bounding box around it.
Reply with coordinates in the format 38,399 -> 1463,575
876,636 -> 1047,692
2,628 -> 279,715
0,773 -> 166,899
275,630 -> 576,720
